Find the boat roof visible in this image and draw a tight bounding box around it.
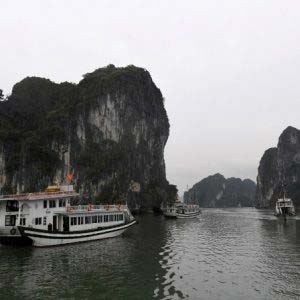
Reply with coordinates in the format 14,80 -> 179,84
276,198 -> 292,202
55,205 -> 127,215
0,191 -> 79,202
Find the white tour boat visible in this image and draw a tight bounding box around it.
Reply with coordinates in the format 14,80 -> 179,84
0,185 -> 136,247
274,193 -> 296,218
164,202 -> 201,219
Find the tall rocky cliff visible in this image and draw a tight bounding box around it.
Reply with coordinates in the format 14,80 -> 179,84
256,126 -> 300,208
184,173 -> 256,207
0,65 -> 174,209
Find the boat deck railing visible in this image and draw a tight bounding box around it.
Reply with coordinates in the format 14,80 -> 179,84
0,190 -> 78,201
276,202 -> 294,208
66,204 -> 126,213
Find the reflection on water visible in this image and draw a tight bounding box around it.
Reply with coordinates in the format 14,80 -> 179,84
0,209 -> 299,299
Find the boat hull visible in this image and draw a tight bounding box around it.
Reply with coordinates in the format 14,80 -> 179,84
163,212 -> 177,218
176,211 -> 201,219
164,211 -> 201,219
18,220 -> 136,247
0,227 -> 33,246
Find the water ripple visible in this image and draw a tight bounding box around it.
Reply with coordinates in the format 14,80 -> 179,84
0,209 -> 299,299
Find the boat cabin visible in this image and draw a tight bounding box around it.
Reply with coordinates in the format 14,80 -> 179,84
0,185 -> 78,238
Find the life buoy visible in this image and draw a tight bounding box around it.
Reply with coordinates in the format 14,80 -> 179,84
10,228 -> 17,235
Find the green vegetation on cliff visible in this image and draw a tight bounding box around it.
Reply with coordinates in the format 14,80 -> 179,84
0,65 -> 171,209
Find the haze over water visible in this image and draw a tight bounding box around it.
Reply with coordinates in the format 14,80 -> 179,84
0,208 -> 299,299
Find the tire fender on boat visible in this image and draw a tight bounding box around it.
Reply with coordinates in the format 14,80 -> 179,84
10,228 -> 17,235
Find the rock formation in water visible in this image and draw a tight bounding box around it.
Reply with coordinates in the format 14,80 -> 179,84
184,173 -> 256,207
256,126 -> 300,208
0,65 -> 175,209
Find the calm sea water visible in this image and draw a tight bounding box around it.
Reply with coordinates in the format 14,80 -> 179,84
0,208 -> 299,300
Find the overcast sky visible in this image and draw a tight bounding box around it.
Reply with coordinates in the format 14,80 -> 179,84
1,0 -> 300,194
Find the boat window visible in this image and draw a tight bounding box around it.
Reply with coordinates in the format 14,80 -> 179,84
5,215 -> 16,226
120,214 -> 123,221
71,217 -> 77,226
35,217 -> 42,225
59,199 -> 66,207
6,201 -> 19,212
20,218 -> 26,226
85,216 -> 91,224
109,215 -> 113,222
92,216 -> 97,223
104,215 -> 108,222
98,215 -> 103,223
43,217 -> 47,225
43,200 -> 47,209
78,217 -> 83,225
49,200 -> 56,208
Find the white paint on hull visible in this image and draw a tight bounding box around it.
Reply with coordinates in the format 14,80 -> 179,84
176,212 -> 201,219
21,220 -> 136,247
31,228 -> 126,247
164,212 -> 201,219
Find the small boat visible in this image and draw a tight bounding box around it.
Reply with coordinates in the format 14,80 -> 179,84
0,184 -> 136,247
164,202 -> 201,219
274,198 -> 296,217
274,187 -> 296,218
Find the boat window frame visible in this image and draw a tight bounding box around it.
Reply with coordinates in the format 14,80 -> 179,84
49,200 -> 56,208
5,215 -> 16,226
35,217 -> 42,225
59,199 -> 66,207
6,200 -> 19,212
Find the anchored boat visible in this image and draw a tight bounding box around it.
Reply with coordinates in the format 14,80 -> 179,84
164,202 -> 201,219
0,184 -> 136,247
274,197 -> 296,218
274,185 -> 296,218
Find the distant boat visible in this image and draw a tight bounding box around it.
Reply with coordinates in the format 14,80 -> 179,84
163,202 -> 201,219
274,187 -> 296,218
